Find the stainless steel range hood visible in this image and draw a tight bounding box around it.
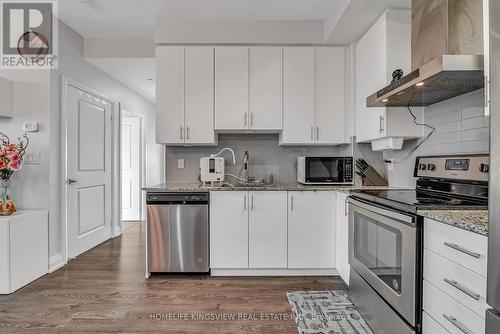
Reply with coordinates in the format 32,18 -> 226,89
367,0 -> 484,108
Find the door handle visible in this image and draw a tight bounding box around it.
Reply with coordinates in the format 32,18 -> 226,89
316,126 -> 319,140
443,314 -> 474,334
444,242 -> 481,258
443,278 -> 480,300
67,178 -> 78,185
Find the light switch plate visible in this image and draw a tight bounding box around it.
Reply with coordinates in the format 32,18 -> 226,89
22,122 -> 39,132
178,159 -> 185,169
24,152 -> 41,165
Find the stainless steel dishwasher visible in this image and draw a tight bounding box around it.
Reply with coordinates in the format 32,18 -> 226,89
146,192 -> 209,275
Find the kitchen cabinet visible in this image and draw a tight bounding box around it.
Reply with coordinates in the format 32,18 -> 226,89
248,191 -> 287,268
156,46 -> 215,145
287,191 -> 335,268
215,47 -> 283,131
335,191 -> 350,285
210,191 -> 287,269
281,47 -> 347,145
0,77 -> 13,117
215,47 -> 249,130
210,191 -> 249,268
354,9 -> 423,145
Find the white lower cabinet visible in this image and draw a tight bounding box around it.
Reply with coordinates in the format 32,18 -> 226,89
210,191 -> 287,269
287,191 -> 335,269
335,191 -> 350,285
423,311 -> 450,334
248,191 -> 287,268
210,191 -> 249,268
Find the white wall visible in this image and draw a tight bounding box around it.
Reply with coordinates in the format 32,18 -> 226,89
0,71 -> 50,210
48,21 -> 164,259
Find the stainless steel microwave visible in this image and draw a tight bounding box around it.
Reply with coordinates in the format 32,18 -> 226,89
297,156 -> 353,185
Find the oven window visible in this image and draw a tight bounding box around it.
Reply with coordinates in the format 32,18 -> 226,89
306,158 -> 340,182
353,212 -> 403,294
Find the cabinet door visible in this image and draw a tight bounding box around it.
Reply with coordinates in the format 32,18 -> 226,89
210,191 -> 249,268
354,14 -> 387,142
215,47 -> 249,130
335,192 -> 350,285
288,191 -> 334,268
184,47 -> 215,145
155,46 -> 185,144
281,47 -> 315,144
249,47 -> 283,130
315,47 -> 347,144
248,191 -> 287,268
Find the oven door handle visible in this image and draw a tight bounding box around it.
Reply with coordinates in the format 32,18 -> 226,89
347,197 -> 416,226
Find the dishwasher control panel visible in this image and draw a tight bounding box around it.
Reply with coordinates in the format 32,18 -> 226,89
146,192 -> 209,205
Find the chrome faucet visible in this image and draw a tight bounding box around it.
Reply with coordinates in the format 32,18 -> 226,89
243,151 -> 249,182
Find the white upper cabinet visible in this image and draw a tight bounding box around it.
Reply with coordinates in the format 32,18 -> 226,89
315,47 -> 347,145
156,46 -> 216,145
215,47 -> 249,130
0,77 -> 13,118
215,47 -> 283,131
281,47 -> 348,146
281,47 -> 316,144
355,9 -> 423,144
249,47 -> 283,130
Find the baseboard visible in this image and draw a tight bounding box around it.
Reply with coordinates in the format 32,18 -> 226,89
48,253 -> 66,273
210,268 -> 339,276
112,224 -> 122,238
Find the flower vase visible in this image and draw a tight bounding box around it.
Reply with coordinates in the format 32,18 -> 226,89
0,179 -> 10,216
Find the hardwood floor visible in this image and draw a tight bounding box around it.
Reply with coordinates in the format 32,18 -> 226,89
0,222 -> 343,333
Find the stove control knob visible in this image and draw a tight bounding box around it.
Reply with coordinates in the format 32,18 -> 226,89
480,163 -> 489,173
419,164 -> 427,170
427,164 -> 436,171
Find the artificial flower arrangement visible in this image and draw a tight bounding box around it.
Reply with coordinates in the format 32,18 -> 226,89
0,131 -> 29,215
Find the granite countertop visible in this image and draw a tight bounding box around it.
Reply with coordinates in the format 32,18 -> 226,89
143,182 -> 392,193
418,209 -> 488,236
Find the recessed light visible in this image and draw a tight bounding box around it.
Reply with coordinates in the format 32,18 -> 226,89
382,99 -> 389,102
416,82 -> 424,87
147,78 -> 155,82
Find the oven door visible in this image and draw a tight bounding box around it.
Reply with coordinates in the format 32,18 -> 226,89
305,157 -> 344,183
348,197 -> 418,326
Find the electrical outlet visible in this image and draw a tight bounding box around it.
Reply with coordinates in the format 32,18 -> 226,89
177,159 -> 185,169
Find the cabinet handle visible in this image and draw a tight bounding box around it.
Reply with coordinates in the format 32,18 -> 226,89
316,126 -> 319,140
186,126 -> 190,140
344,197 -> 348,216
485,75 -> 490,111
250,113 -> 254,127
443,314 -> 474,334
244,194 -> 247,211
379,116 -> 385,133
244,112 -> 248,126
443,278 -> 480,300
251,194 -> 254,211
180,125 -> 183,140
310,126 -> 313,140
291,196 -> 294,211
444,242 -> 481,258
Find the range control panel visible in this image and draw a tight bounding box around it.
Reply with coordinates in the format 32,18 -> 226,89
415,155 -> 489,182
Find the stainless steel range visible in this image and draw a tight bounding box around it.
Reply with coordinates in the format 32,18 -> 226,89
347,154 -> 489,334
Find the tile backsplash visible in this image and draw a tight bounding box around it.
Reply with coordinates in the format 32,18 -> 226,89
165,134 -> 352,183
385,89 -> 489,187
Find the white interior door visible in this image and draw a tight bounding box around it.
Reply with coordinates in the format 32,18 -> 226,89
121,116 -> 141,221
66,84 -> 112,259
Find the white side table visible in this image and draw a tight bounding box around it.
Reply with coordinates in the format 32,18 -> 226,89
0,210 -> 49,294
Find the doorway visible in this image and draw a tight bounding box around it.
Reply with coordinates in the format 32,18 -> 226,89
121,110 -> 145,222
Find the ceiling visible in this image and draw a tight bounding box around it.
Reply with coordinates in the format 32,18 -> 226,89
60,0 -> 343,39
